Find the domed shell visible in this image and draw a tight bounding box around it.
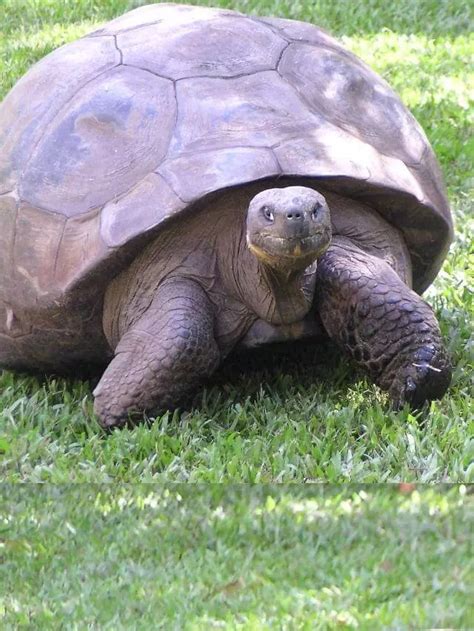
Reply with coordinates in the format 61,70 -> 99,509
0,2 -> 453,324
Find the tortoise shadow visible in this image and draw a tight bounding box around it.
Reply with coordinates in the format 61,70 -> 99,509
199,339 -> 356,407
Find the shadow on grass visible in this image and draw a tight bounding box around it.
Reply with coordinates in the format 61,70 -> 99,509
207,339 -> 353,399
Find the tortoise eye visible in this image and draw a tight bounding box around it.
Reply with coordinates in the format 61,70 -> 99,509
311,203 -> 322,220
262,206 -> 274,222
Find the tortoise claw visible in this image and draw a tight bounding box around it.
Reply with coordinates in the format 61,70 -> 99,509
387,350 -> 452,410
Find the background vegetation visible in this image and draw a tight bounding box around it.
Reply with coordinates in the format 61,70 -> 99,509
0,0 -> 472,482
1,485 -> 472,629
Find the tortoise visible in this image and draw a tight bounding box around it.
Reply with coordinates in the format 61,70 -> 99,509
0,3 -> 453,428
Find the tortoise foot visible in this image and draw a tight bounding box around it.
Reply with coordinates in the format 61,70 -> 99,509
384,343 -> 452,409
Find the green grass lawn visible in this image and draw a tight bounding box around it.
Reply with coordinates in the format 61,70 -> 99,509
0,0 -> 473,482
1,485 -> 472,629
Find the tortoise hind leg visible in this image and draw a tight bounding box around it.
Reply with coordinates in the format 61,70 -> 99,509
93,279 -> 220,429
315,238 -> 451,407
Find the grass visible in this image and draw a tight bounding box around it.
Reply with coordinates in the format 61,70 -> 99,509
0,0 -> 473,482
1,485 -> 472,629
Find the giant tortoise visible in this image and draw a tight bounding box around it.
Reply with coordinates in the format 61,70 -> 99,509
0,3 -> 453,428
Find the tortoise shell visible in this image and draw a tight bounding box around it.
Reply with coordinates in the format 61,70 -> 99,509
0,4 -> 453,345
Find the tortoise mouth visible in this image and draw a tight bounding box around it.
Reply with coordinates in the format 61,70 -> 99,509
248,230 -> 331,269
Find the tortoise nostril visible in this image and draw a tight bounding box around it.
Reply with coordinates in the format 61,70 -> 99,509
286,211 -> 303,220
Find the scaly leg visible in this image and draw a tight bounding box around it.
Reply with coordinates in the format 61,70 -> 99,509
93,279 -> 220,428
316,239 -> 451,407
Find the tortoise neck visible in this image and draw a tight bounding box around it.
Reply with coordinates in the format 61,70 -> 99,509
228,222 -> 315,325
260,262 -> 311,324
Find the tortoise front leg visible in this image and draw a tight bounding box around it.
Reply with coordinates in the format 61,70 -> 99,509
93,279 -> 220,429
315,238 -> 451,407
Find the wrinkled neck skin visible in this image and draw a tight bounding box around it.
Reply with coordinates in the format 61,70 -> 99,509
256,260 -> 316,325
218,219 -> 317,326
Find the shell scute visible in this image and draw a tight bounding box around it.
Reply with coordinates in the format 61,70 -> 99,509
0,36 -> 120,195
171,71 -> 322,156
119,15 -> 286,80
89,3 -> 233,36
54,209 -> 107,292
12,204 -> 66,306
101,173 -> 185,248
19,66 -> 176,216
279,43 -> 426,165
157,147 -> 281,203
0,194 -> 18,300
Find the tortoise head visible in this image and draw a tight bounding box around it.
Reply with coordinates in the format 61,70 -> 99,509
246,186 -> 332,272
